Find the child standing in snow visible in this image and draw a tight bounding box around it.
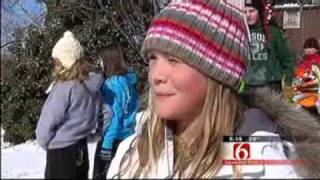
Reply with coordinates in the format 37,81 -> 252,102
92,44 -> 139,179
36,31 -> 104,179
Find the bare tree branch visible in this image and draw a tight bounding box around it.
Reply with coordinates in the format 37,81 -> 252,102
1,41 -> 15,49
1,0 -> 45,54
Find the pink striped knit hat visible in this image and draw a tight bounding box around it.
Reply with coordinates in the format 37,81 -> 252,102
141,0 -> 250,91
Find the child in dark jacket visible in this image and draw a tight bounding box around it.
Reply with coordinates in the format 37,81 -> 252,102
36,31 -> 104,179
92,44 -> 139,179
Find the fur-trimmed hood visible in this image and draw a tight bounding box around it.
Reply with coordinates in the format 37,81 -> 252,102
247,88 -> 320,178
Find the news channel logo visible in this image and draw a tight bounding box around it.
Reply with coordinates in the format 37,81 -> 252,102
222,136 -> 301,165
225,136 -> 252,164
233,142 -> 250,160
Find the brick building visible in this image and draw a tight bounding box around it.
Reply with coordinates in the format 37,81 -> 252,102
273,2 -> 320,61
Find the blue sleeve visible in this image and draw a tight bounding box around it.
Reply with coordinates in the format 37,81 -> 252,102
101,78 -> 124,150
101,77 -> 134,150
35,84 -> 70,150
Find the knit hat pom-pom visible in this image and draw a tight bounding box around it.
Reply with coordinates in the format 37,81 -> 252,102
63,31 -> 75,39
51,30 -> 84,69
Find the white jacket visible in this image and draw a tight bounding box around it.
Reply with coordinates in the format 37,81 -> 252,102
107,130 -> 299,179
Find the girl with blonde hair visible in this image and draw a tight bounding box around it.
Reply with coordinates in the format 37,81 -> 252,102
107,0 -> 320,179
36,31 -> 104,179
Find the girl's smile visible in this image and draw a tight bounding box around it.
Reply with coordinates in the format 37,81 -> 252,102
148,50 -> 207,122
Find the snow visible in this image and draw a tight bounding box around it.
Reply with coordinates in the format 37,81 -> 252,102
274,3 -> 318,9
274,3 -> 300,8
1,128 -> 11,149
1,137 -> 98,178
1,112 -> 146,178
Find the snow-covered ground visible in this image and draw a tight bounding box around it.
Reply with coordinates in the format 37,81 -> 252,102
1,135 -> 98,178
1,112 -> 146,178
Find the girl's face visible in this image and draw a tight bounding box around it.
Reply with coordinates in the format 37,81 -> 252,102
148,51 -> 208,122
245,6 -> 260,26
53,58 -> 62,72
304,48 -> 318,55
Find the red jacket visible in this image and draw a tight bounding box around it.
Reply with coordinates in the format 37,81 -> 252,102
295,54 -> 320,77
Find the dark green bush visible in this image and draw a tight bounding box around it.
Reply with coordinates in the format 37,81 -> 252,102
1,0 -> 154,144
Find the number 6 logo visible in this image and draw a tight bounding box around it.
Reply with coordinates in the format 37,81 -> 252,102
233,143 -> 251,160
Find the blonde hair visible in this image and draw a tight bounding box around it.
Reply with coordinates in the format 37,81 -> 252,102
118,78 -> 241,178
54,57 -> 91,82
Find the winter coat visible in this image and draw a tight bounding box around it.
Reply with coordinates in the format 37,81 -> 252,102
101,70 -> 139,150
245,24 -> 295,85
107,88 -> 320,179
107,132 -> 298,179
36,72 -> 104,150
295,53 -> 320,77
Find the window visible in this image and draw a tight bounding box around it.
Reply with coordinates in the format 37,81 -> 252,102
313,0 -> 320,5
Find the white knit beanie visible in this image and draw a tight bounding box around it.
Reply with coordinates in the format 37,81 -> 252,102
52,31 -> 84,69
